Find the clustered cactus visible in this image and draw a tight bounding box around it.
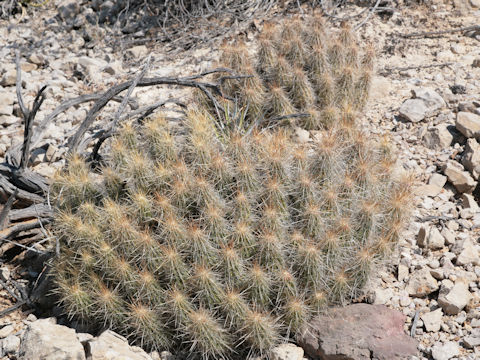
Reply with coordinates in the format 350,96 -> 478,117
206,16 -> 374,130
50,15 -> 410,360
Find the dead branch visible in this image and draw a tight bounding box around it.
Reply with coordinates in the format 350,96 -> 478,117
67,68 -> 240,154
379,62 -> 455,76
402,25 -> 480,39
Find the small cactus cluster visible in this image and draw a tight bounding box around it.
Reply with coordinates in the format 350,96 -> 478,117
206,16 -> 374,130
51,100 -> 411,358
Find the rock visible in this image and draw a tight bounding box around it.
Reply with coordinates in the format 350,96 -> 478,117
442,160 -> 477,193
470,0 -> 480,8
431,341 -> 459,360
415,173 -> 447,197
18,318 -> 86,360
297,303 -> 418,360
417,226 -> 444,250
397,264 -> 409,282
295,127 -> 310,143
399,99 -> 428,122
373,287 -> 394,305
270,343 -> 304,360
473,58 -> 480,68
438,281 -> 473,315
57,0 -> 80,21
456,239 -> 480,266
456,112 -> 480,139
406,268 -> 439,297
413,87 -> 446,111
441,228 -> 456,246
462,138 -> 480,179
462,193 -> 480,210
0,325 -> 14,338
1,334 -> 20,355
126,45 -> 149,58
28,54 -> 46,66
463,333 -> 480,348
0,91 -> 15,116
86,330 -> 152,360
420,308 -> 443,332
423,124 -> 453,150
0,69 -> 16,87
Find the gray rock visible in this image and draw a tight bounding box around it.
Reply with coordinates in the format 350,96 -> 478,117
462,138 -> 480,179
1,334 -> 20,355
18,318 -> 86,360
0,91 -> 15,116
438,281 -> 472,315
456,239 -> 480,266
270,343 -> 304,360
397,264 -> 409,282
86,330 -> 152,360
57,0 -> 80,21
442,160 -> 477,193
431,341 -> 459,360
420,308 -> 443,332
464,332 -> 480,348
456,111 -> 480,139
406,268 -> 439,297
441,228 -> 456,246
399,99 -> 428,122
297,304 -> 418,360
414,88 -> 446,110
423,124 -> 453,150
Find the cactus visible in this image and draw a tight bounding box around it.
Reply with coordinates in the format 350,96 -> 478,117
51,101 -> 411,358
206,16 -> 374,130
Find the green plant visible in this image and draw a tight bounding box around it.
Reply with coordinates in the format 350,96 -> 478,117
205,16 -> 374,130
51,103 -> 411,358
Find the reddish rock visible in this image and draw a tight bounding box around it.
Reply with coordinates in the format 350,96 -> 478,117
297,303 -> 418,360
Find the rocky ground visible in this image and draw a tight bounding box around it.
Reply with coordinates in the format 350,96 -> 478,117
0,0 -> 480,359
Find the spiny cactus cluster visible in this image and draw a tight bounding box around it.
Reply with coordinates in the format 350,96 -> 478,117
51,102 -> 411,358
207,16 -> 374,130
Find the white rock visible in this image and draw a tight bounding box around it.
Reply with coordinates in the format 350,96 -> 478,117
456,111 -> 480,139
18,318 -> 86,360
456,239 -> 480,266
442,160 -> 477,193
438,281 -> 472,315
294,127 -> 310,143
86,330 -> 152,360
423,124 -> 453,150
464,334 -> 480,348
406,268 -> 439,297
431,341 -> 459,360
413,88 -> 446,110
1,334 -> 20,354
0,69 -> 16,87
441,228 -> 456,246
420,308 -> 443,332
374,287 -> 394,305
0,325 -> 14,339
399,99 -> 428,122
415,173 -> 447,197
462,138 -> 480,179
126,45 -> 149,58
397,264 -> 409,282
417,226 -> 445,250
270,343 -> 304,360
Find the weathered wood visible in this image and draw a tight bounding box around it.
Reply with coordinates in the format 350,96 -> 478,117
7,204 -> 53,222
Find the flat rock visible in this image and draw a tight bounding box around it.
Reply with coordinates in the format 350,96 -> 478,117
420,308 -> 443,332
86,330 -> 152,360
415,173 -> 447,197
423,124 -> 453,150
18,318 -> 86,360
456,111 -> 480,139
442,160 -> 477,193
406,268 -> 439,297
297,303 -> 418,360
399,99 -> 428,122
431,341 -> 459,360
270,343 -> 304,360
1,334 -> 20,355
438,281 -> 472,315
